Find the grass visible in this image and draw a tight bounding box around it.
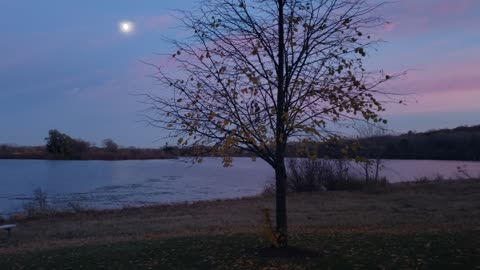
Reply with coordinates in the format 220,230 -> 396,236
1,231 -> 479,269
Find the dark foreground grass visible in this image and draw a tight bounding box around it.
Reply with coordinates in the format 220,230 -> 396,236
1,231 -> 479,270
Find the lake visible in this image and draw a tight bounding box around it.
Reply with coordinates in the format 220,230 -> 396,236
1,158 -> 479,216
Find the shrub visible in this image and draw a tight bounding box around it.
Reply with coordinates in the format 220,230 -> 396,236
22,188 -> 51,217
414,174 -> 446,183
263,159 -> 388,194
261,179 -> 276,196
287,159 -> 371,192
66,200 -> 90,213
260,208 -> 279,248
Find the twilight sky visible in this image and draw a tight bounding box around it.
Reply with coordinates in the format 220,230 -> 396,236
0,0 -> 479,147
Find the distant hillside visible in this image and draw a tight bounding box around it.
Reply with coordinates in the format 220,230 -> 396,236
355,125 -> 480,161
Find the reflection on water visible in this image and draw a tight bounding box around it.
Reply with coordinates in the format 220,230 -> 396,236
0,158 -> 479,216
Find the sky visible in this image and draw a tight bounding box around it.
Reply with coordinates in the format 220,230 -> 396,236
0,0 -> 479,147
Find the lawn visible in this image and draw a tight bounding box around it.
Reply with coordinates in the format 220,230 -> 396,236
1,231 -> 478,269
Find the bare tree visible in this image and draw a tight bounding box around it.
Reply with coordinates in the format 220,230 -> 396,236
355,123 -> 388,183
102,138 -> 119,152
144,0 -> 400,247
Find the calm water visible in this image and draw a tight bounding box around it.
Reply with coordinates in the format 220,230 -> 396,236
1,158 -> 479,216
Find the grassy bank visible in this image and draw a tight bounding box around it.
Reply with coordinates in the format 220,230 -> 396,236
1,231 -> 479,269
1,180 -> 479,268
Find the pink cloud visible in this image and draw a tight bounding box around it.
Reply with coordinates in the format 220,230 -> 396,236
401,61 -> 480,94
380,0 -> 480,37
386,89 -> 480,115
382,22 -> 395,33
431,0 -> 474,16
384,50 -> 480,115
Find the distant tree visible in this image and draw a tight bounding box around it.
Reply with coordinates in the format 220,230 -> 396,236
144,0 -> 400,247
45,130 -> 90,159
102,138 -> 119,152
161,142 -> 177,155
45,129 -> 71,157
71,139 -> 90,158
0,144 -> 7,154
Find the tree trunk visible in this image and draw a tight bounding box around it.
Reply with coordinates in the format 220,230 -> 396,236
274,0 -> 288,248
275,151 -> 288,247
374,158 -> 381,182
364,162 -> 370,183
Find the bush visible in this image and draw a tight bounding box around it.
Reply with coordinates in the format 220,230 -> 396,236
66,201 -> 88,213
14,189 -> 90,220
22,188 -> 51,217
263,159 -> 387,194
288,158 -> 372,192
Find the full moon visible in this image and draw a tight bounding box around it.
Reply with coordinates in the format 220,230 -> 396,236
119,21 -> 134,34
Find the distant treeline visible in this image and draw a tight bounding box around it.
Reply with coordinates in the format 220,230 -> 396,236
0,130 -> 175,160
357,125 -> 480,161
298,125 -> 480,161
0,145 -> 175,160
1,125 -> 480,161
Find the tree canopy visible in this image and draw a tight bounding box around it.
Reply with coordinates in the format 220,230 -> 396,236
145,0 -> 400,247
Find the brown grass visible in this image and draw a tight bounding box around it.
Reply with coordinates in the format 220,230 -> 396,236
1,179 -> 479,254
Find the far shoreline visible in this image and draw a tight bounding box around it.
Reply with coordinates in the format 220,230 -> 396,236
2,156 -> 480,162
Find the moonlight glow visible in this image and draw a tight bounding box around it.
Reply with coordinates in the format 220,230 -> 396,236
119,21 -> 134,34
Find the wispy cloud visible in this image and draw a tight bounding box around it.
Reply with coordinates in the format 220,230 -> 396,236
386,51 -> 480,115
431,0 -> 475,16
387,88 -> 480,115
381,0 -> 479,37
401,61 -> 480,94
